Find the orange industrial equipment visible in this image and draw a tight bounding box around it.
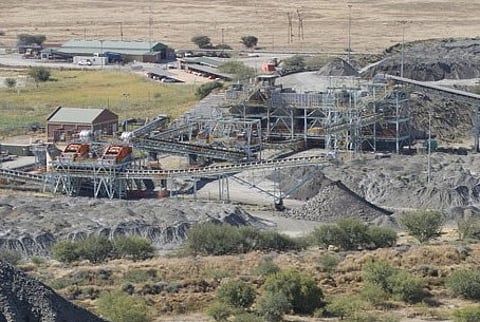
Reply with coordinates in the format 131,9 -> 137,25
60,143 -> 90,161
99,145 -> 132,164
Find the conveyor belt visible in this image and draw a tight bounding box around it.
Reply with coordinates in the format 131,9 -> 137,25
132,137 -> 249,162
0,168 -> 46,184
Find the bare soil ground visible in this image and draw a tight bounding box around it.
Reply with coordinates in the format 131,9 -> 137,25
1,1 -> 480,53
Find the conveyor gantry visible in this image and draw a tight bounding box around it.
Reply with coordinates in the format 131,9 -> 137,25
131,137 -> 249,162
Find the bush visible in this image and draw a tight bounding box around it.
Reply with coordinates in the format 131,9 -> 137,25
452,306 -> 480,322
360,284 -> 389,306
78,235 -> 112,263
389,271 -> 425,303
336,218 -> 369,250
311,224 -> 349,249
216,280 -> 256,308
5,78 -> 16,88
218,61 -> 255,81
0,248 -> 22,266
399,210 -> 444,243
113,236 -> 154,261
317,253 -> 340,275
233,312 -> 264,322
446,269 -> 480,300
262,269 -> 324,314
280,55 -> 306,74
457,215 -> 480,241
366,226 -> 397,248
186,223 -> 240,255
256,291 -> 291,322
325,295 -> 365,320
362,260 -> 398,294
191,35 -> 211,48
195,81 -> 223,99
29,66 -> 51,85
207,302 -> 233,322
52,240 -> 81,263
363,260 -> 425,303
255,257 -> 280,277
96,290 -> 150,322
186,223 -> 304,256
312,219 -> 394,251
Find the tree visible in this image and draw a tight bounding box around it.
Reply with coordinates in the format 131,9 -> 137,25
241,36 -> 258,48
78,235 -> 113,263
4,78 -> 16,88
218,61 -> 255,81
191,35 -> 211,49
17,33 -> 46,46
195,81 -> 223,100
29,66 -> 50,87
256,291 -> 291,322
399,210 -> 444,243
113,235 -> 154,261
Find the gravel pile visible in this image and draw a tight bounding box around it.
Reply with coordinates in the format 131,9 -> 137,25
318,58 -> 359,77
0,260 -> 105,322
0,196 -> 266,256
286,180 -> 393,224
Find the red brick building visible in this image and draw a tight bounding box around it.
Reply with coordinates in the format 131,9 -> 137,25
46,106 -> 118,142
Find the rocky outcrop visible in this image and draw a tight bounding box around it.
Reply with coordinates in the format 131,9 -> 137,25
0,260 -> 106,322
0,196 -> 266,257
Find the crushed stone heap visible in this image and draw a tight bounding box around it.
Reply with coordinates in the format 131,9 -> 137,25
0,260 -> 106,322
286,180 -> 394,225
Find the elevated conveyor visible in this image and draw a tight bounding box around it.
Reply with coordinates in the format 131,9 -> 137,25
131,137 -> 249,162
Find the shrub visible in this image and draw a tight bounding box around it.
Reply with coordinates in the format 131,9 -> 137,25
311,224 -> 349,249
207,302 -> 233,322
446,269 -> 480,300
360,284 -> 389,306
457,215 -> 480,241
186,223 -> 240,255
233,312 -> 264,322
389,271 -> 425,303
336,218 -> 369,250
399,210 -> 444,243
256,291 -> 291,322
362,260 -> 398,294
452,306 -> 480,322
262,269 -> 324,314
96,290 -> 150,322
218,61 -> 255,81
52,240 -> 81,263
326,295 -> 365,320
31,256 -> 46,266
113,235 -> 154,261
280,55 -> 306,74
366,226 -> 397,248
216,280 -> 256,308
255,257 -> 280,277
78,235 -> 112,263
5,78 -> 16,88
29,66 -> 51,85
0,248 -> 22,266
195,81 -> 223,99
124,269 -> 152,283
256,230 -> 302,252
317,253 -> 340,275
191,35 -> 211,48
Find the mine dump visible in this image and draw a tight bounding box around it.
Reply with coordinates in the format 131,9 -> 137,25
1,38 -> 480,257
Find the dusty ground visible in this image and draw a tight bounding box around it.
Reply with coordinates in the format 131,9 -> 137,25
1,1 -> 480,53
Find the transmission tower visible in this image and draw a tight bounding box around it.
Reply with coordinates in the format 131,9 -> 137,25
287,12 -> 294,43
296,8 -> 304,40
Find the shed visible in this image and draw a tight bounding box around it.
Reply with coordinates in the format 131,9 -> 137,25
46,107 -> 118,142
56,40 -> 175,63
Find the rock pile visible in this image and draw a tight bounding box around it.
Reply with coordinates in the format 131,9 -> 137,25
0,260 -> 105,322
0,196 -> 266,256
286,180 -> 394,225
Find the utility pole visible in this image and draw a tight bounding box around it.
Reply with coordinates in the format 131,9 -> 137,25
347,4 -> 352,64
123,93 -> 130,131
427,111 -> 432,184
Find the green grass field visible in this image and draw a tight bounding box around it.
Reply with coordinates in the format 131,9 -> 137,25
0,69 -> 199,135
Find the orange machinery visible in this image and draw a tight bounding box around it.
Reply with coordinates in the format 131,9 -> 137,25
59,143 -> 90,162
98,145 -> 133,165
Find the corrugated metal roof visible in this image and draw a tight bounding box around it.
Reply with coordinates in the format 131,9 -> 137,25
48,107 -> 105,123
60,39 -> 167,55
181,57 -> 226,68
186,64 -> 234,80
